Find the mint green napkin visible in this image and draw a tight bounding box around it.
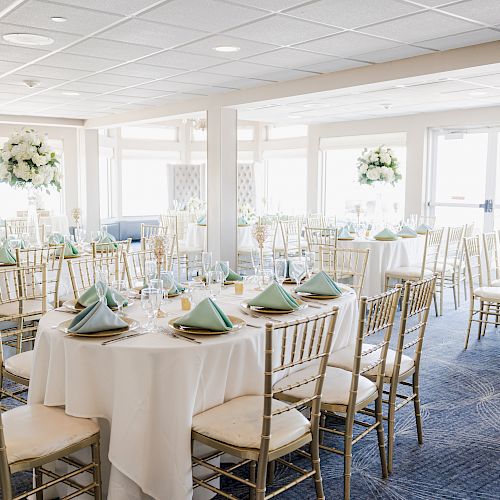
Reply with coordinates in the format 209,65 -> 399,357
238,216 -> 248,226
98,233 -> 118,248
416,223 -> 432,234
63,239 -> 79,257
197,215 -> 207,226
347,223 -> 356,234
0,243 -> 15,264
173,297 -> 233,331
338,226 -> 354,239
296,271 -> 342,296
398,225 -> 418,238
374,228 -> 398,240
49,232 -> 65,244
68,300 -> 127,334
167,279 -> 186,296
77,284 -> 128,308
226,268 -> 243,281
248,281 -> 299,311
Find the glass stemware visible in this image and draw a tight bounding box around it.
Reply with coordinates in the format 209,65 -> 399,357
189,282 -> 209,306
274,258 -> 287,284
141,287 -> 163,332
289,259 -> 306,286
207,270 -> 224,298
145,259 -> 157,285
250,248 -> 260,276
111,280 -> 128,316
94,270 -> 108,304
215,260 -> 230,283
201,251 -> 213,278
304,251 -> 315,278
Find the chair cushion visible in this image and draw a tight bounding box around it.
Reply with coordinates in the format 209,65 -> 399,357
4,350 -> 33,380
474,287 -> 500,301
328,343 -> 414,378
386,266 -> 433,279
192,395 -> 310,451
273,366 -> 377,407
3,405 -> 99,465
0,300 -> 44,317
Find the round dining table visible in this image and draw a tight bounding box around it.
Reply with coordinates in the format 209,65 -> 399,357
28,282 -> 358,500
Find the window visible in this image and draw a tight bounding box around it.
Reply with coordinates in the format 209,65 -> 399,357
267,125 -> 308,140
237,126 -> 254,141
121,150 -> 181,216
121,125 -> 178,141
191,128 -> 207,142
321,134 -> 406,223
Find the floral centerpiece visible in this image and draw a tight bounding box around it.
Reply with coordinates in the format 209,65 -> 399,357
238,203 -> 257,225
357,145 -> 401,186
0,128 -> 62,191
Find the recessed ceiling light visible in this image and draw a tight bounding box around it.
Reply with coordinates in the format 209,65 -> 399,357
468,90 -> 487,96
51,16 -> 67,23
62,91 -> 79,96
3,33 -> 54,46
213,46 -> 240,53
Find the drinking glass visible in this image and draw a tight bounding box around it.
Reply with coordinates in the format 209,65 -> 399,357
111,280 -> 128,316
289,259 -> 306,286
94,270 -> 108,303
90,230 -> 101,242
304,251 -> 315,278
201,251 -> 212,278
207,270 -> 224,298
250,248 -> 260,275
141,288 -> 162,332
145,260 -> 157,284
189,282 -> 209,306
274,258 -> 287,284
215,260 -> 230,282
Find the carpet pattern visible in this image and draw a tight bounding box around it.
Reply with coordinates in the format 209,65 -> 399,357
3,296 -> 500,499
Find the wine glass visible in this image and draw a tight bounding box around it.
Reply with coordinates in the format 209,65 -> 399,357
189,282 -> 209,306
201,251 -> 212,278
141,288 -> 160,332
274,258 -> 287,284
207,270 -> 223,298
250,248 -> 260,276
94,270 -> 108,304
145,260 -> 157,285
215,260 -> 230,283
304,251 -> 315,279
111,280 -> 128,316
90,230 -> 101,242
289,259 -> 306,286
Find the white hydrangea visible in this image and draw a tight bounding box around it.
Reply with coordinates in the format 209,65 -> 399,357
380,153 -> 391,165
380,166 -> 394,182
1,150 -> 11,162
359,164 -> 368,174
369,153 -> 379,163
13,161 -> 32,181
0,163 -> 9,179
31,172 -> 45,186
366,167 -> 381,181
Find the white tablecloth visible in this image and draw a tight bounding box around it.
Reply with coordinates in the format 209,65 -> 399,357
185,224 -> 255,250
337,236 -> 425,296
28,284 -> 358,500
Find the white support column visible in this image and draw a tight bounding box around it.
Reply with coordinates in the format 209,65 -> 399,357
84,129 -> 101,231
405,124 -> 427,218
306,126 -> 320,214
206,106 -> 237,266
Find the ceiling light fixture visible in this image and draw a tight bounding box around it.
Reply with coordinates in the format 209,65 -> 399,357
213,46 -> 240,53
23,79 -> 41,88
3,33 -> 54,46
51,16 -> 67,22
62,91 -> 79,96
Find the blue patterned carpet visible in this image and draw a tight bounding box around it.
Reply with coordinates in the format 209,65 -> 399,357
4,296 -> 500,499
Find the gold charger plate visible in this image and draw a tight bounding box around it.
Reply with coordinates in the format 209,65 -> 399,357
374,237 -> 398,241
295,291 -> 340,300
399,235 -> 417,239
338,237 -> 355,241
168,315 -> 245,335
63,253 -> 81,259
240,299 -> 308,315
58,316 -> 139,338
62,299 -> 127,312
0,262 -> 15,267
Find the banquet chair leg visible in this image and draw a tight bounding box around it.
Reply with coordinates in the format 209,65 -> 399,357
413,373 -> 423,445
311,432 -> 325,500
256,459 -> 268,500
439,279 -> 444,316
91,440 -> 103,500
432,292 -> 438,317
266,460 -> 275,485
452,283 -> 458,310
375,397 -> 388,479
249,461 -> 256,500
387,383 -> 397,475
478,301 -> 485,340
464,300 -> 474,349
343,411 -> 354,500
35,467 -> 43,500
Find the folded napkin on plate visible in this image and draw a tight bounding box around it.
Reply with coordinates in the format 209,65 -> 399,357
347,223 -> 357,234
374,228 -> 398,240
296,271 -> 342,296
338,226 -> 354,240
77,284 -> 128,308
248,281 -> 299,311
226,268 -> 243,281
167,279 -> 186,295
173,297 -> 233,331
238,216 -> 249,226
416,223 -> 432,235
97,233 -> 117,248
0,242 -> 15,264
67,300 -> 127,334
398,225 -> 418,238
50,233 -> 79,257
197,215 -> 207,226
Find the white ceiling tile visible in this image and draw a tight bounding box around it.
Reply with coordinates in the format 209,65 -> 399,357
15,64 -> 89,80
255,68 -> 318,81
295,31 -> 400,57
286,0 -> 423,29
228,0 -> 310,11
83,94 -> 143,104
0,22 -> 80,50
0,43 -> 49,63
141,0 -> 267,32
169,71 -> 248,86
178,35 -> 277,59
355,44 -> 434,63
362,10 -> 480,43
58,81 -> 122,93
241,48 -> 334,67
2,0 -> 123,35
98,19 -> 205,49
111,88 -> 172,98
0,83 -> 38,95
139,50 -> 228,70
203,60 -> 278,78
298,58 -> 369,72
0,74 -> 66,88
107,63 -> 186,79
80,73 -> 152,87
66,38 -> 161,61
225,14 -> 340,45
418,28 -> 500,50
51,0 -> 162,15
439,0 -> 500,25
0,60 -> 22,73
41,53 -> 119,72
140,80 -> 213,92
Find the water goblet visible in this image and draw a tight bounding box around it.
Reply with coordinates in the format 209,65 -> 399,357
289,259 -> 306,287
304,251 -> 315,278
111,280 -> 128,317
189,282 -> 209,306
274,258 -> 287,284
94,270 -> 108,304
141,288 -> 161,332
145,260 -> 157,285
215,260 -> 230,283
207,270 -> 223,298
201,251 -> 213,278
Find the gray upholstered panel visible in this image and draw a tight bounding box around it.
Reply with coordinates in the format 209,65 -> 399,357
237,163 -> 256,209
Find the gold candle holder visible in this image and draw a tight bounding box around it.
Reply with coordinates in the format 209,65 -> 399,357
235,281 -> 244,295
181,296 -> 191,311
252,223 -> 271,273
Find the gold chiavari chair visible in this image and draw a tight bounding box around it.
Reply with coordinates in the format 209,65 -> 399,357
329,276 -> 436,473
306,214 -> 326,228
463,236 -> 500,349
483,232 -> 500,287
385,228 -> 443,314
140,223 -> 168,250
273,218 -> 305,260
15,245 -> 65,309
67,255 -> 120,300
192,308 -> 339,500
4,219 -> 46,244
435,225 -> 465,314
123,248 -> 174,289
0,403 -> 102,500
91,238 -> 131,258
274,288 -> 401,500
319,245 -> 369,296
0,264 -> 47,404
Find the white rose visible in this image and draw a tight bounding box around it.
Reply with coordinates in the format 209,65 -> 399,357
380,166 -> 394,181
369,153 -> 379,163
367,167 -> 381,181
359,164 -> 368,174
0,163 -> 9,179
380,153 -> 391,165
31,173 -> 45,186
13,161 -> 32,181
1,150 -> 11,162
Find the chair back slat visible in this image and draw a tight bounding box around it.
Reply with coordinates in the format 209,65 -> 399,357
483,232 -> 500,285
464,236 -> 482,291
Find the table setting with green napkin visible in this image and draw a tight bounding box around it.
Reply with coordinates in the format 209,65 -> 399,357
295,271 -> 343,297
374,228 -> 398,241
77,284 -> 128,309
338,226 -> 355,240
398,225 -> 418,238
0,242 -> 16,265
173,297 -> 234,332
67,300 -> 128,334
97,233 -> 118,248
247,281 -> 300,311
416,223 -> 432,235
49,232 -> 80,257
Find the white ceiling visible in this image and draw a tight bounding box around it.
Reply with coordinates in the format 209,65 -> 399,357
0,0 -> 498,120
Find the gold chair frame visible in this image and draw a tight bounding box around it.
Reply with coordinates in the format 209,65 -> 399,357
483,232 -> 500,286
91,238 -> 131,258
192,308 -> 339,500
4,219 -> 46,244
123,248 -> 174,289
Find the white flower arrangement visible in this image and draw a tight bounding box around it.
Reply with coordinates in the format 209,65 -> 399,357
238,203 -> 257,224
357,145 -> 401,186
186,197 -> 205,213
0,128 -> 62,191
